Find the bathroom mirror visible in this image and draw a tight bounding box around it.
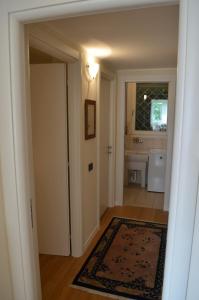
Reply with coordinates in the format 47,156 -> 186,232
125,82 -> 168,134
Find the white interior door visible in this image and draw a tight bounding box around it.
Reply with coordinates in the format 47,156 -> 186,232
100,77 -> 111,217
30,63 -> 70,256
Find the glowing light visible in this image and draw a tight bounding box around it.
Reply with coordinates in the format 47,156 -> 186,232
144,94 -> 147,100
86,55 -> 99,80
86,47 -> 112,58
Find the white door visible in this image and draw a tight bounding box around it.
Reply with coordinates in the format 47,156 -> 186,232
30,64 -> 70,256
100,77 -> 111,217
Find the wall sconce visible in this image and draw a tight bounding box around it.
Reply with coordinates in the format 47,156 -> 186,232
86,56 -> 99,81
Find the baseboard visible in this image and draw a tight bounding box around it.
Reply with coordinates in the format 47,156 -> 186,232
83,225 -> 99,252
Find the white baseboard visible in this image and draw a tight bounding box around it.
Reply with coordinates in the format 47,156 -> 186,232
83,225 -> 99,252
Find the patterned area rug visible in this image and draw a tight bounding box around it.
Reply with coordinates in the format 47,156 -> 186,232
73,217 -> 167,300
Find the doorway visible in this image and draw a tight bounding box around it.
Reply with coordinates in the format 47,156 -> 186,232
123,79 -> 176,211
115,69 -> 176,211
3,1 -> 199,300
100,75 -> 112,217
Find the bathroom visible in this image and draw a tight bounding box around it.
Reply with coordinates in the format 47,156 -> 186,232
123,77 -> 176,210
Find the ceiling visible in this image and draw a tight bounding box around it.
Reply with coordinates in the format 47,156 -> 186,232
38,5 -> 179,70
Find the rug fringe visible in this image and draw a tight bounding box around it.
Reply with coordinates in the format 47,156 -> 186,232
112,215 -> 167,225
70,284 -> 136,300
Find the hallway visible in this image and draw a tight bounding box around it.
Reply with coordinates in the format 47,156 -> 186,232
39,206 -> 168,300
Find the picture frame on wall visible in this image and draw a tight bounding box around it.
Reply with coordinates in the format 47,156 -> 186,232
85,99 -> 96,140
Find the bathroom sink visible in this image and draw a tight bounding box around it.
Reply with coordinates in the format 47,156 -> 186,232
125,150 -> 148,162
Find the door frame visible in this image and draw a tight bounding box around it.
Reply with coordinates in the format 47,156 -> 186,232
1,1 -> 199,300
186,177 -> 199,299
115,68 -> 176,210
100,67 -> 116,209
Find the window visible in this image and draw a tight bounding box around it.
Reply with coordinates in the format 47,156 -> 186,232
135,82 -> 168,132
150,99 -> 168,131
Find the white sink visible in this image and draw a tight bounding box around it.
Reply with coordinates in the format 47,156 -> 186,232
125,150 -> 148,162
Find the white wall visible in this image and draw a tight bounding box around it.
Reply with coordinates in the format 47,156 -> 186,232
0,166 -> 13,300
163,1 -> 199,298
81,52 -> 99,248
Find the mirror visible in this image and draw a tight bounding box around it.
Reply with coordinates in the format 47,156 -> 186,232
125,82 -> 168,134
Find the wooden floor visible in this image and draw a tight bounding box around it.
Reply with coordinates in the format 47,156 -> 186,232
39,206 -> 168,300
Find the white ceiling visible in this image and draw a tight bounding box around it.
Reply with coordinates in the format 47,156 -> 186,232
40,5 -> 179,70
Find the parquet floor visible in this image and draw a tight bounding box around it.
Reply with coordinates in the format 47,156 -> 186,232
39,206 -> 168,300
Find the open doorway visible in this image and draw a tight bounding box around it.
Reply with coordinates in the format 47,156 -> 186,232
123,78 -> 176,210
3,0 -> 199,299
25,4 -> 179,300
100,75 -> 111,217
99,73 -> 116,217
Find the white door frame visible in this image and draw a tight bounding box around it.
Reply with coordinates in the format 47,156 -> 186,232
186,177 -> 199,299
1,1 -> 199,300
100,67 -> 116,208
115,68 -> 176,211
109,78 -> 117,208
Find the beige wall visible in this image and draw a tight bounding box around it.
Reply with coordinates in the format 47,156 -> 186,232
81,52 -> 99,246
125,135 -> 167,152
126,82 -> 136,135
0,166 -> 13,300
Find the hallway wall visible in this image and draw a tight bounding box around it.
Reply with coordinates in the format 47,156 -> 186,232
81,52 -> 99,248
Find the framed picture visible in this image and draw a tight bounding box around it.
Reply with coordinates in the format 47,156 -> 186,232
85,99 -> 96,140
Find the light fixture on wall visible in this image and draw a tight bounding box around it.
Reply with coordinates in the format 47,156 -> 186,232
86,55 -> 99,81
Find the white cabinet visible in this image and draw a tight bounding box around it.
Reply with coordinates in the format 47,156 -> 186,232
147,149 -> 166,193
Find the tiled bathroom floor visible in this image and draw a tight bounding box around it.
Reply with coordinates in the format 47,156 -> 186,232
123,185 -> 164,209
